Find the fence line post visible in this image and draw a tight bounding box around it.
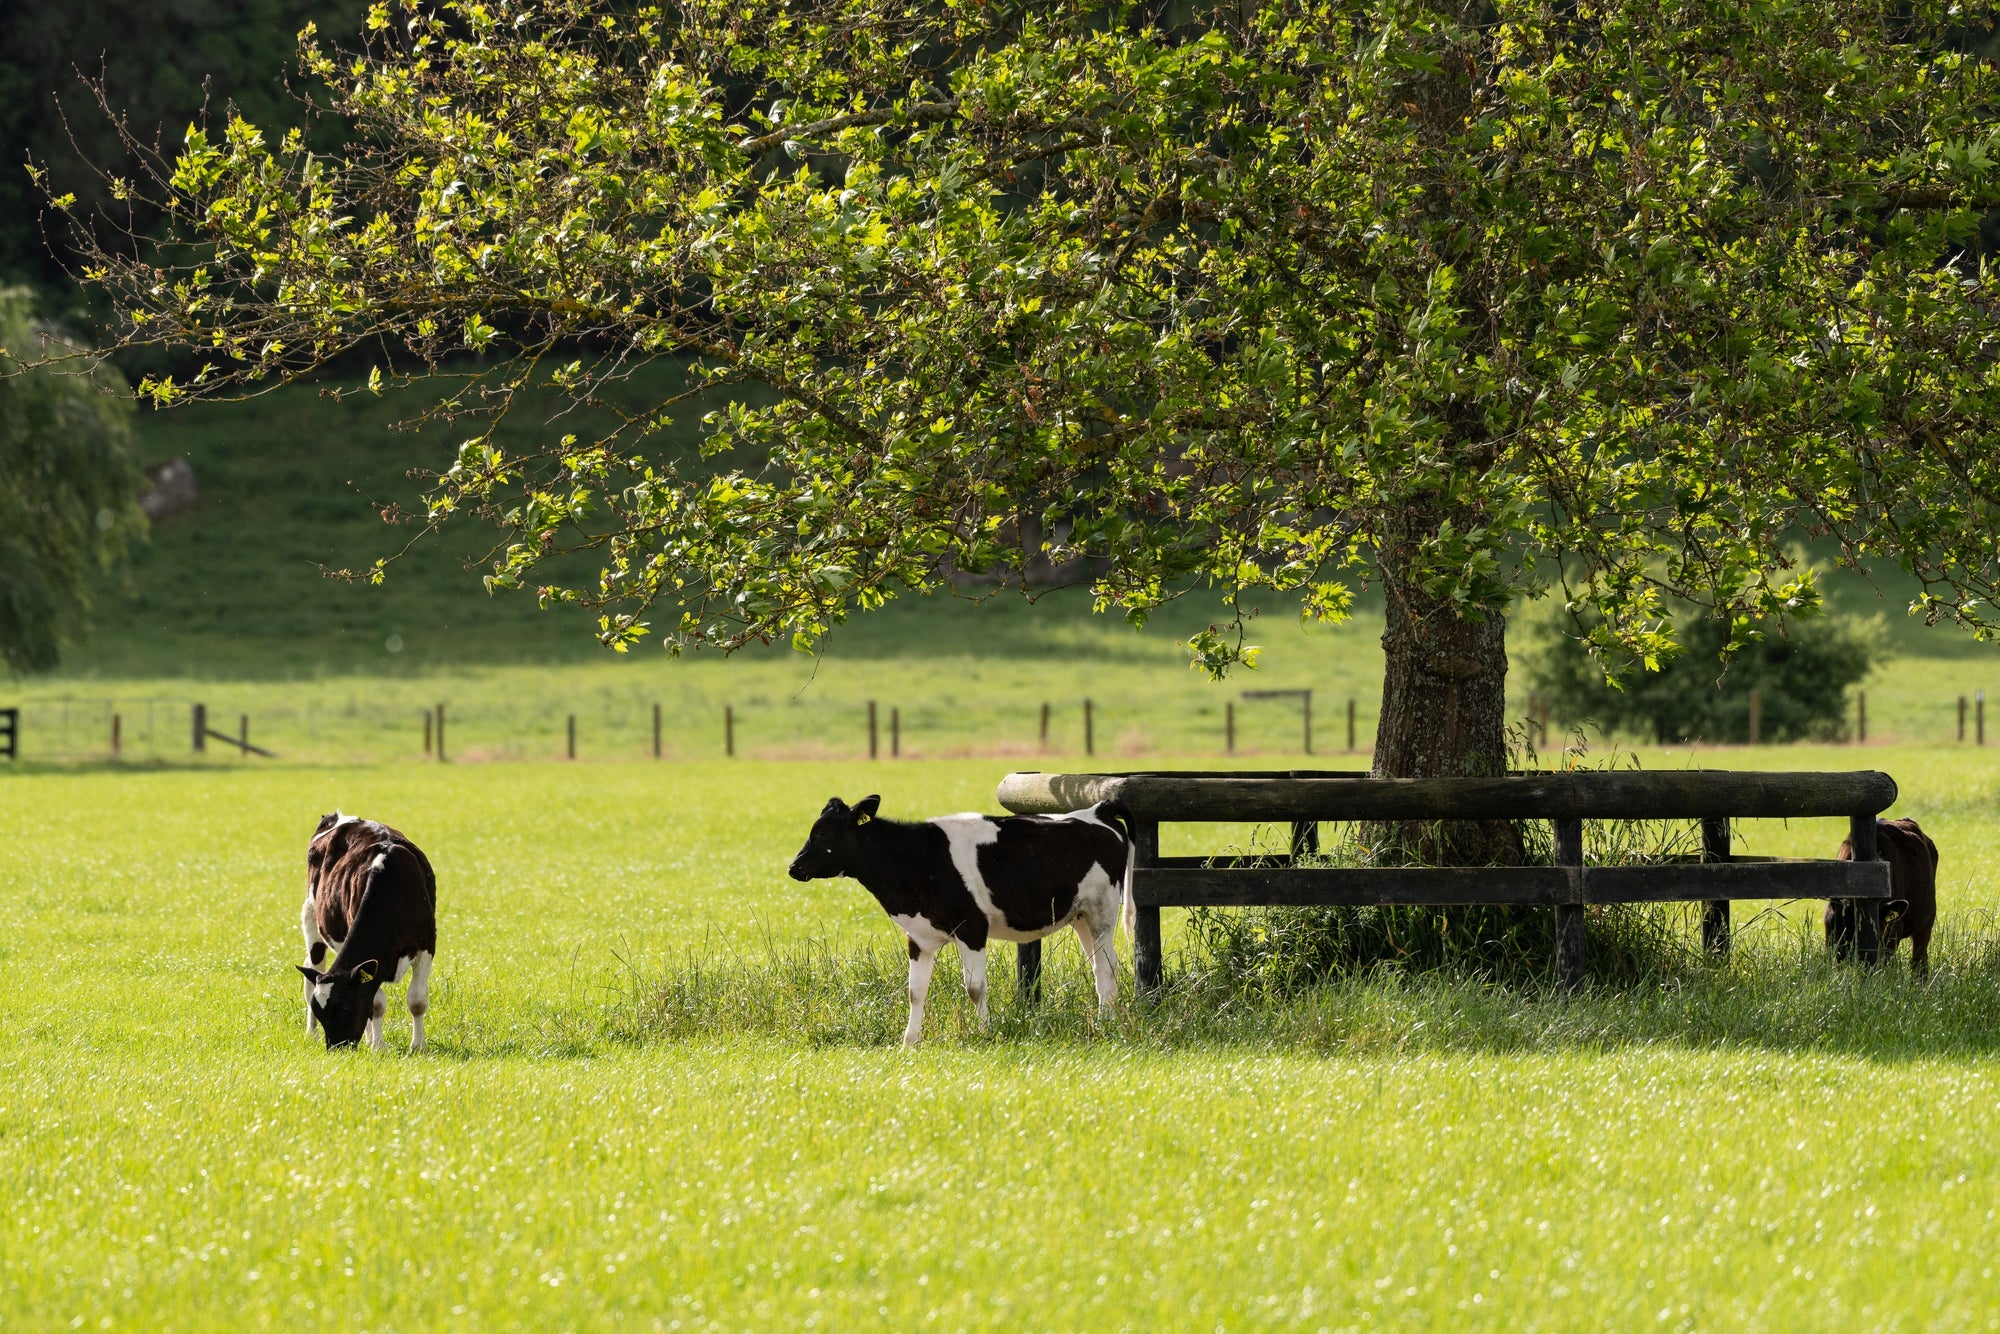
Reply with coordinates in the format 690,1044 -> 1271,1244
424,709 -> 433,757
725,704 -> 735,758
1700,817 -> 1731,956
1960,695 -> 1969,743
435,704 -> 446,762
891,707 -> 901,758
652,702 -> 662,760
192,702 -> 206,754
1554,817 -> 1586,989
1302,690 -> 1313,755
1747,689 -> 1763,746
868,700 -> 879,759
1039,702 -> 1050,750
567,714 -> 577,761
1084,698 -> 1094,756
1225,701 -> 1235,754
111,713 -> 121,760
1347,697 -> 1357,753
1856,691 -> 1866,745
239,715 -> 249,758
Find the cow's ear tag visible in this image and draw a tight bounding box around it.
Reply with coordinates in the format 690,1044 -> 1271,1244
357,967 -> 374,984
856,812 -> 871,825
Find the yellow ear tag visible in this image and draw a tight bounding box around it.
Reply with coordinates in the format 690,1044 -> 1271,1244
856,813 -> 871,825
357,968 -> 374,984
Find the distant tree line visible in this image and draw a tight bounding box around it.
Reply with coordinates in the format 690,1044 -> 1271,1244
0,0 -> 366,293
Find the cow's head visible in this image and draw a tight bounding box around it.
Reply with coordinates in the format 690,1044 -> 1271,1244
788,795 -> 882,881
297,960 -> 383,1049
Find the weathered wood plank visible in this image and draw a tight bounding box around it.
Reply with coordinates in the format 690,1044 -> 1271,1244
1554,819 -> 1586,989
1584,860 -> 1890,903
1131,821 -> 1163,996
1130,859 -> 1890,908
1134,866 -> 1576,907
997,769 -> 1897,821
1701,816 -> 1732,956
1850,813 -> 1884,967
1016,940 -> 1042,1004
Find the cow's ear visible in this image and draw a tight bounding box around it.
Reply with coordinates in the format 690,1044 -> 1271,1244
820,796 -> 848,817
355,961 -> 379,985
297,965 -> 322,982
853,794 -> 881,824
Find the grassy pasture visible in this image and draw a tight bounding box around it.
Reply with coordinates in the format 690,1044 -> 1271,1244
7,749 -> 2000,1328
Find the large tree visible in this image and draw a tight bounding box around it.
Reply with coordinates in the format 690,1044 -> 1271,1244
47,0 -> 2000,802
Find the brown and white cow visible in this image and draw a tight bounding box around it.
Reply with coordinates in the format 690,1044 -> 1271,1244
788,795 -> 1133,1045
298,812 -> 438,1051
1829,816 -> 1939,980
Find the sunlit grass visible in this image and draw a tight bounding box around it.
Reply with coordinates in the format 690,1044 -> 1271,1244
5,752 -> 2000,1327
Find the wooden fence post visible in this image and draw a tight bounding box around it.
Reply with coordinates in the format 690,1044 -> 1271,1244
1700,817 -> 1731,956
1554,816 -> 1585,989
1347,697 -> 1357,753
111,713 -> 121,760
1016,939 -> 1042,1005
1039,702 -> 1050,750
435,704 -> 446,762
567,714 -> 577,761
1084,698 -> 1094,756
424,709 -> 433,756
192,702 -> 206,754
1849,814 -> 1884,967
1132,820 -> 1163,996
868,700 -> 878,759
1225,701 -> 1234,754
725,704 -> 735,757
1747,689 -> 1763,746
1301,690 -> 1313,755
239,715 -> 249,757
652,702 -> 662,760
891,707 -> 900,758
1960,695 -> 1968,743
1856,691 -> 1866,745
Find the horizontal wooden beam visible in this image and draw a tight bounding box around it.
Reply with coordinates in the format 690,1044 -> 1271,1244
998,769 -> 1897,822
1132,859 -> 1890,908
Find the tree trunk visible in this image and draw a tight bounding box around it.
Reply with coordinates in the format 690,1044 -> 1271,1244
1370,526 -> 1519,864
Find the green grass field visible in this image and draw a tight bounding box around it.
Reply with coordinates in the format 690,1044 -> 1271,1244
7,378 -> 2000,1326
7,747 -> 2000,1328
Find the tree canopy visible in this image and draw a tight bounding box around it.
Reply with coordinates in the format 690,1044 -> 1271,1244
0,287 -> 144,673
51,0 -> 2000,777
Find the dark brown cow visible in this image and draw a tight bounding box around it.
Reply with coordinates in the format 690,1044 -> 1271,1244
298,813 -> 438,1050
1829,817 -> 1939,980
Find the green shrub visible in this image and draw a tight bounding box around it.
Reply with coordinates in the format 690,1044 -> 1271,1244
1524,608 -> 1878,744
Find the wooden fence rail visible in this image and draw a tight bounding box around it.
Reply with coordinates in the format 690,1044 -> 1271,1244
997,768 -> 1897,993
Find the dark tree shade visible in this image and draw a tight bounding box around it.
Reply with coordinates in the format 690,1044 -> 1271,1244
0,288 -> 145,673
0,0 -> 367,287
1527,611 -> 1878,745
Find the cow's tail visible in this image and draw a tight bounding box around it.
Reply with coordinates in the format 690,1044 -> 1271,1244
1095,799 -> 1138,942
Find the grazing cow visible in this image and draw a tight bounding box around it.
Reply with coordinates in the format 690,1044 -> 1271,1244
788,795 -> 1133,1045
1829,817 -> 1939,979
298,812 -> 438,1051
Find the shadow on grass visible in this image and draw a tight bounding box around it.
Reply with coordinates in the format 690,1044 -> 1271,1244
596,912 -> 2000,1060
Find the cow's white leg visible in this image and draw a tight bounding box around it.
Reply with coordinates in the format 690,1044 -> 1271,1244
366,990 -> 387,1052
1074,916 -> 1119,1015
300,895 -> 323,1035
905,945 -> 938,1046
406,951 -> 434,1054
960,944 -> 990,1031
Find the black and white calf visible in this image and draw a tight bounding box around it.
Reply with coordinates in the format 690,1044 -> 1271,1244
298,813 -> 438,1051
788,795 -> 1133,1045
